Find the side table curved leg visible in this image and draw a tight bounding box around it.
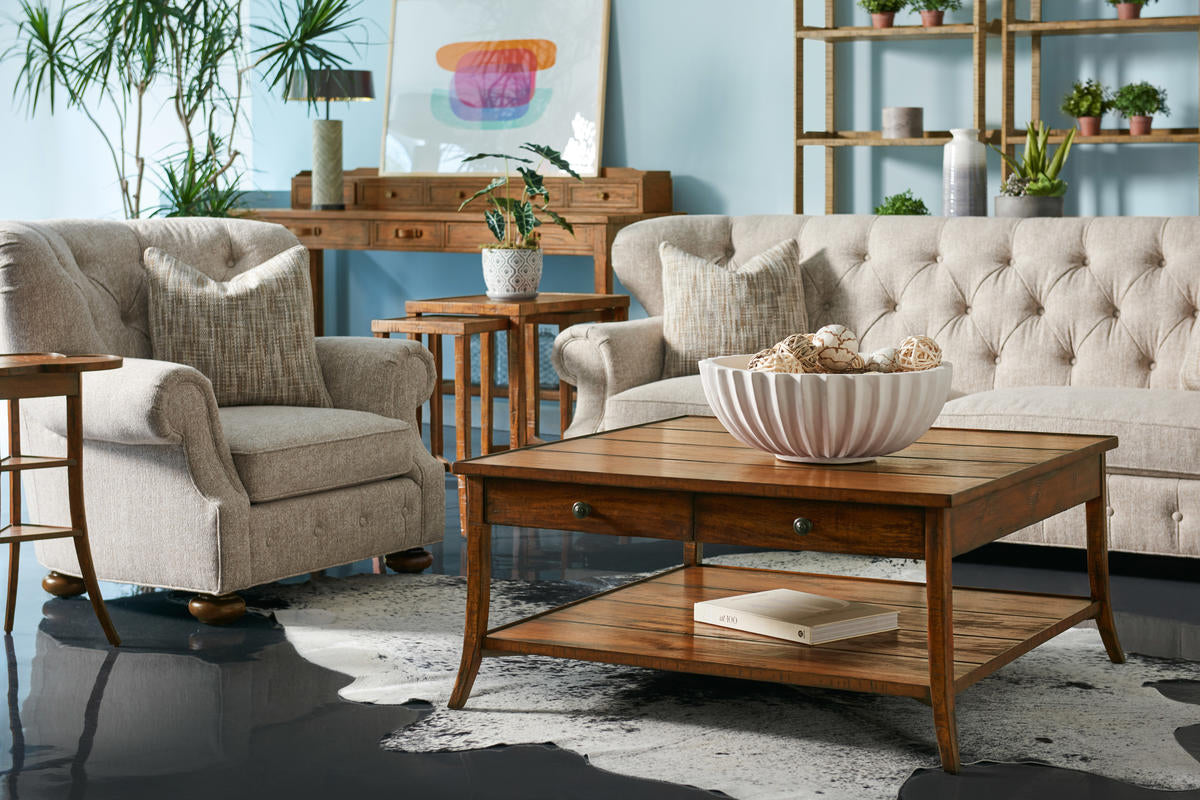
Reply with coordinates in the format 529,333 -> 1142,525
66,394 -> 119,647
449,479 -> 490,709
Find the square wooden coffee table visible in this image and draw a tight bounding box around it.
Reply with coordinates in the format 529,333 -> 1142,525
449,416 -> 1124,772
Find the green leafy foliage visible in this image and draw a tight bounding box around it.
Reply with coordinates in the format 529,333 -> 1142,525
873,190 -> 930,216
6,0 -> 363,217
1110,81 -> 1169,118
457,144 -> 581,248
990,121 -> 1074,197
1060,79 -> 1110,118
910,0 -> 963,11
151,144 -> 246,218
857,0 -> 907,12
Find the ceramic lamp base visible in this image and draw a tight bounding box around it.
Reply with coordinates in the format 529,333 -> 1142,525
312,119 -> 344,210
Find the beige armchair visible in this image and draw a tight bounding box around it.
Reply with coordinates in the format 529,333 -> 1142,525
0,218 -> 444,622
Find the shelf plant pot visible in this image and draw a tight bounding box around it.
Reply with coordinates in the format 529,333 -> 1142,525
1129,115 -> 1153,136
482,247 -> 543,300
994,195 -> 1064,218
1077,116 -> 1101,137
1116,3 -> 1141,19
871,12 -> 895,28
919,10 -> 945,27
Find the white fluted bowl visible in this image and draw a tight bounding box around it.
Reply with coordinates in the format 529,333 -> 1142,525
699,355 -> 953,464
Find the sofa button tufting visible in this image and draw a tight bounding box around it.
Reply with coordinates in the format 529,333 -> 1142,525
1082,258 -> 1090,267
359,515 -> 369,527
1194,309 -> 1199,319
1036,307 -> 1045,316
893,303 -> 899,312
993,356 -> 1001,365
1173,511 -> 1184,522
1069,356 -> 1077,366
1106,506 -> 1114,517
862,254 -> 871,262
963,306 -> 971,315
823,302 -> 832,311
936,255 -> 944,263
1160,259 -> 1168,268
1112,309 -> 1120,319
1149,361 -> 1157,370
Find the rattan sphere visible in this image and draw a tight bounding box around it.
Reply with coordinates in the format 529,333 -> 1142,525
776,333 -> 821,372
896,335 -> 942,371
748,343 -> 806,373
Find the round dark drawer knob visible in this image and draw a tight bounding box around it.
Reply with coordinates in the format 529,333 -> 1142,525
793,517 -> 813,536
572,501 -> 592,519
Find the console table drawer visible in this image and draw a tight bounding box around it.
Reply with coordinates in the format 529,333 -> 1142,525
567,182 -> 639,210
485,479 -> 691,539
694,495 -> 924,558
283,220 -> 370,248
361,183 -> 426,207
373,222 -> 444,248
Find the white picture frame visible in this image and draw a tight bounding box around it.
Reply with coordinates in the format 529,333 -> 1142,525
379,0 -> 610,177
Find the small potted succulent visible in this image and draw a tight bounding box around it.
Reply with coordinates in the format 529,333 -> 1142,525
858,0 -> 907,28
991,121 -> 1075,218
1060,79 -> 1110,137
1111,81 -> 1169,136
874,190 -> 931,215
910,0 -> 963,27
1108,0 -> 1156,20
458,144 -> 581,300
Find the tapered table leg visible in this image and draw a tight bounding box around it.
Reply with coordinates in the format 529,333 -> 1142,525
5,400 -> 19,634
66,393 -> 119,647
480,331 -> 495,454
449,478 -> 490,708
506,324 -> 527,449
1087,454 -> 1124,664
925,508 -> 959,772
454,335 -> 472,538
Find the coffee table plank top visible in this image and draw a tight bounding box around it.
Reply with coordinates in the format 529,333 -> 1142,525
453,416 -> 1116,507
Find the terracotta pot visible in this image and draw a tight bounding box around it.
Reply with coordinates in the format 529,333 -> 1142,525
1129,115 -> 1153,136
1116,3 -> 1141,19
871,12 -> 895,28
1077,116 -> 1101,137
919,10 -> 945,27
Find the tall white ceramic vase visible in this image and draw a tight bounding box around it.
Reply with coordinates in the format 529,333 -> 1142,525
311,119 -> 344,210
942,128 -> 987,216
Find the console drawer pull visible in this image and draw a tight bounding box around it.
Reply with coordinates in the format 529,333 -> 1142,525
393,228 -> 424,239
290,226 -> 321,238
793,517 -> 813,536
572,501 -> 592,519
597,191 -> 610,200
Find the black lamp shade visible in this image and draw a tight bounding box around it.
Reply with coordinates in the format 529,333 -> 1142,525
287,69 -> 375,102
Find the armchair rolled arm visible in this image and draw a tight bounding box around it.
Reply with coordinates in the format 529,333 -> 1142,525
314,336 -> 436,423
552,316 -> 666,437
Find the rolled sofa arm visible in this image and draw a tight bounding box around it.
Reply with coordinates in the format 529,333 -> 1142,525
552,316 -> 666,437
315,336 -> 436,425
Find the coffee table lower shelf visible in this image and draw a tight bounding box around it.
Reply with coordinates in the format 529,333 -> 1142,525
483,564 -> 1098,700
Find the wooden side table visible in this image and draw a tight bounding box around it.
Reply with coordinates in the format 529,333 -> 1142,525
405,293 -> 630,448
2,354 -> 121,646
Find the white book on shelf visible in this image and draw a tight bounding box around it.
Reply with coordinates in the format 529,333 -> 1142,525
694,588 -> 899,646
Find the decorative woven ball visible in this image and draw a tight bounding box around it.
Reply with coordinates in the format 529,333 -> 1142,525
865,347 -> 901,373
776,333 -> 821,372
896,335 -> 942,371
812,324 -> 859,354
748,344 -> 806,374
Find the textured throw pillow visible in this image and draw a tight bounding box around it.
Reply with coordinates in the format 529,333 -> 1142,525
660,239 -> 808,378
143,245 -> 333,408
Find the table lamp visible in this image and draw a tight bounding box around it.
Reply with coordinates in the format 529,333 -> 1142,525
287,69 -> 375,210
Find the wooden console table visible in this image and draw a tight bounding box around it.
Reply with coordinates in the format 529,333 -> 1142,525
248,168 -> 675,335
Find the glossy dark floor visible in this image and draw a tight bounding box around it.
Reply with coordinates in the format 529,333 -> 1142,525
2,424 -> 1199,799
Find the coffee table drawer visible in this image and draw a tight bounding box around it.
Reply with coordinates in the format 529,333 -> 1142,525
695,495 -> 924,558
485,479 -> 692,539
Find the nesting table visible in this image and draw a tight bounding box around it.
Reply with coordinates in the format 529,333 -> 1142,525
448,415 -> 1124,771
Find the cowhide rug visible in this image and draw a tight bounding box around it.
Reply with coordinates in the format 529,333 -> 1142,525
256,553 -> 1200,800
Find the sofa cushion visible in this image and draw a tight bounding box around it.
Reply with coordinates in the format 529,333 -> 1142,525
605,375 -> 713,430
144,245 -> 332,408
659,239 -> 807,379
218,406 -> 414,503
937,386 -> 1200,479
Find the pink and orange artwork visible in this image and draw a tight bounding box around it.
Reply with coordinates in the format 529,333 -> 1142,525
432,39 -> 557,129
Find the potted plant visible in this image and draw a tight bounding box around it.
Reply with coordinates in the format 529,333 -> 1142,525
910,0 -> 963,28
1108,0 -> 1157,20
874,190 -> 931,215
1060,79 -> 1110,137
1111,81 -> 1169,135
991,121 -> 1075,217
458,144 -> 581,300
858,0 -> 907,29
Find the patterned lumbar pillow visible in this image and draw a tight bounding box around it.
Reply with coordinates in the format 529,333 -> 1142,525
660,239 -> 808,378
143,245 -> 333,407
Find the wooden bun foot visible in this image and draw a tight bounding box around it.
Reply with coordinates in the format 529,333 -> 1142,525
42,571 -> 86,598
188,593 -> 246,625
385,547 -> 434,574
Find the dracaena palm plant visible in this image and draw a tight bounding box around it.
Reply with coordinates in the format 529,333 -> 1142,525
6,0 -> 364,218
457,144 -> 582,249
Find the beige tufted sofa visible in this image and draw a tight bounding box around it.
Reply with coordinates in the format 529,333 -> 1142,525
0,218 -> 444,620
553,215 -> 1200,558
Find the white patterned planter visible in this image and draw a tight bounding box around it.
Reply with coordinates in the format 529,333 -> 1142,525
700,355 -> 953,464
482,247 -> 542,300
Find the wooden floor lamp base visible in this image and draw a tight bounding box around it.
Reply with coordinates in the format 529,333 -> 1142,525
385,547 -> 434,573
42,571 -> 87,598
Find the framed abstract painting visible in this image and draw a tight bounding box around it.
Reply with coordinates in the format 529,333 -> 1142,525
379,0 -> 610,177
